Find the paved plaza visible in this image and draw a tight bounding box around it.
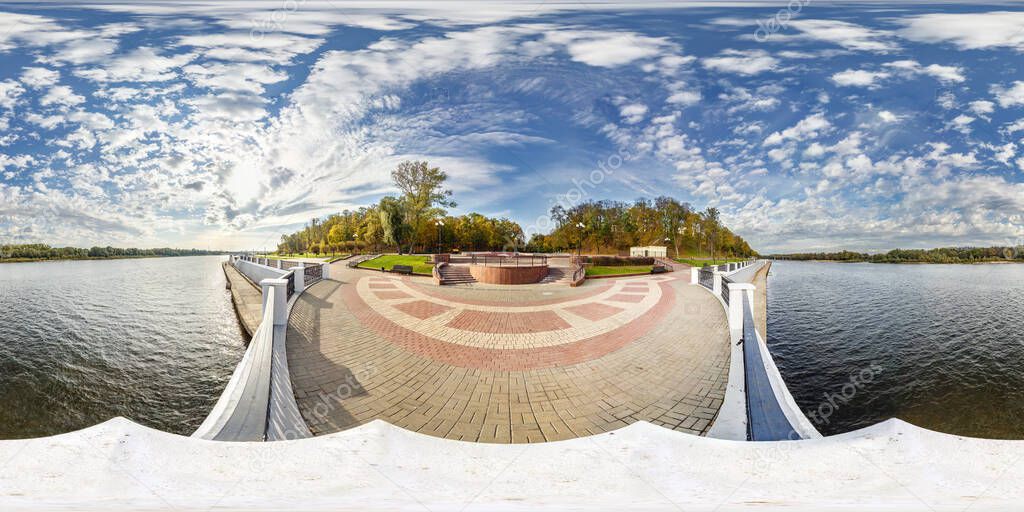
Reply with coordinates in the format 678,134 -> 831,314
285,261 -> 731,443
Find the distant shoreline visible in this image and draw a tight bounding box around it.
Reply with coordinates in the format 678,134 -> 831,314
0,254 -> 227,265
772,259 -> 1024,265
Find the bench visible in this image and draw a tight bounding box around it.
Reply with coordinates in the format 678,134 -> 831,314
391,265 -> 414,275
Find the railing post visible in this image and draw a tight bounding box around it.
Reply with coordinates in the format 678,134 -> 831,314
276,259 -> 282,269
321,262 -> 330,280
295,263 -> 306,293
260,278 -> 289,326
712,270 -> 723,296
728,282 -> 755,330
690,267 -> 699,284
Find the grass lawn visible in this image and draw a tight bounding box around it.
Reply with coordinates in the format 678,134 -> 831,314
586,265 -> 654,276
675,257 -> 748,267
358,255 -> 434,275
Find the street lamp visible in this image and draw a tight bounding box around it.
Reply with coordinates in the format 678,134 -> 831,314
435,220 -> 445,254
575,222 -> 585,257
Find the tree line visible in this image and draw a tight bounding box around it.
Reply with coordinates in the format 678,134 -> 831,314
770,247 -> 1024,263
525,198 -> 756,258
277,160 -> 756,258
277,161 -> 525,255
0,244 -> 226,262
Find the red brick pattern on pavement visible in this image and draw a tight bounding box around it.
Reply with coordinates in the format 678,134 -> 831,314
447,310 -> 571,334
393,300 -> 453,320
563,302 -> 625,322
285,262 -> 731,444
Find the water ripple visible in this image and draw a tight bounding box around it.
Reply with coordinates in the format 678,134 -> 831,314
0,256 -> 246,439
768,261 -> 1024,439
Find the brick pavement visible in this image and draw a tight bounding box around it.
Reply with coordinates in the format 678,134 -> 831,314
285,263 -> 731,443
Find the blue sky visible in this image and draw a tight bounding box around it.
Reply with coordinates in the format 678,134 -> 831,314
0,1 -> 1023,252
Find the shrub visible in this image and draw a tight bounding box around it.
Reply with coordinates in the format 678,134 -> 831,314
584,256 -> 655,266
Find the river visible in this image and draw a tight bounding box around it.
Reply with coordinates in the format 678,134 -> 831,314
0,256 -> 245,439
767,260 -> 1024,439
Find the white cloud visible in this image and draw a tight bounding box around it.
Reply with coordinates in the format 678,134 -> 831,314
20,67 -> 60,88
1005,119 -> 1024,134
787,19 -> 898,52
618,102 -> 648,124
0,80 -> 25,109
883,60 -> 965,83
39,85 -> 85,107
878,110 -> 899,123
702,49 -> 779,75
544,30 -> 675,68
898,11 -> 1024,51
76,47 -> 195,82
764,113 -> 831,146
970,100 -> 995,117
992,81 -> 1024,108
830,69 -> 890,88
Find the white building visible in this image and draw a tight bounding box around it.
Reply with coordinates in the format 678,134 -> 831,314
630,246 -> 667,258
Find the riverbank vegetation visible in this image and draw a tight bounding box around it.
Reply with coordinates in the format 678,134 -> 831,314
0,244 -> 225,263
276,161 -> 757,259
770,247 -> 1024,264
524,198 -> 755,258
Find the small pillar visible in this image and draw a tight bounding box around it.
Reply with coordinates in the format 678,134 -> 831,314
712,270 -> 723,296
260,278 -> 289,326
321,262 -> 330,280
276,259 -> 282,269
295,263 -> 306,293
690,267 -> 699,284
727,282 -> 755,331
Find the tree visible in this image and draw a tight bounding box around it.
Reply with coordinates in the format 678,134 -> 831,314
379,196 -> 410,253
391,161 -> 456,253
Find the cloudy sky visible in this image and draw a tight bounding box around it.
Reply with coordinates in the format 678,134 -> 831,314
1,1 -> 1023,252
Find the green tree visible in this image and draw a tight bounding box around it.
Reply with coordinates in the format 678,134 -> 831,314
391,160 -> 456,253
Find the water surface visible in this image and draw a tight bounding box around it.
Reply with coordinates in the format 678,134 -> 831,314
0,256 -> 245,439
768,260 -> 1024,439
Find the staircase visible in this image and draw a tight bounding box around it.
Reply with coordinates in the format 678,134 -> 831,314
539,267 -> 572,285
439,264 -> 476,285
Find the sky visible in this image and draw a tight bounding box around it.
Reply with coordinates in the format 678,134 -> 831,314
0,1 -> 1023,253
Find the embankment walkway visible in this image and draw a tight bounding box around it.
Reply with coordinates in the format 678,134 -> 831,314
284,262 -> 731,442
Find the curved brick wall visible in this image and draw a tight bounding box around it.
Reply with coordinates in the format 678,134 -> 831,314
469,264 -> 549,284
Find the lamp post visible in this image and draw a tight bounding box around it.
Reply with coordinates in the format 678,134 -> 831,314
664,237 -> 671,259
352,233 -> 358,255
435,220 -> 445,254
576,222 -> 585,257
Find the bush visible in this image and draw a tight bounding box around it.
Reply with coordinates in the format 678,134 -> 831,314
584,256 -> 654,266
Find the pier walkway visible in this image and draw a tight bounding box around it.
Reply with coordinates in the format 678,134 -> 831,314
285,261 -> 732,442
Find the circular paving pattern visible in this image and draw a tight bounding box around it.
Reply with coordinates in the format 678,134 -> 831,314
286,262 -> 731,443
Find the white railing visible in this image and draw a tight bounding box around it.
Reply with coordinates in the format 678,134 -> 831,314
196,256 -> 331,441
193,284 -> 279,441
697,260 -> 820,441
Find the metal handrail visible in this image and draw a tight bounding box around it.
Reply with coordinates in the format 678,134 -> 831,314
469,254 -> 548,267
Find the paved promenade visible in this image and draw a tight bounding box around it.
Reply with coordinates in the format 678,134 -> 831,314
285,262 -> 731,442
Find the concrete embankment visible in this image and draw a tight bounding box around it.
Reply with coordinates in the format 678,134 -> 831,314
222,261 -> 262,337
751,260 -> 771,339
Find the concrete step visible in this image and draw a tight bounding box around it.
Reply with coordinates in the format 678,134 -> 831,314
439,265 -> 476,285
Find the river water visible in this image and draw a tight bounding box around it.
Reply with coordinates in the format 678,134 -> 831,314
0,256 -> 245,439
767,260 -> 1024,439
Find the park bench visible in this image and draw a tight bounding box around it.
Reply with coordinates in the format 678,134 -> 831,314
391,265 -> 414,275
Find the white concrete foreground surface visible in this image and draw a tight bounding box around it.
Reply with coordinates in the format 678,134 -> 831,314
2,418 -> 1023,511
